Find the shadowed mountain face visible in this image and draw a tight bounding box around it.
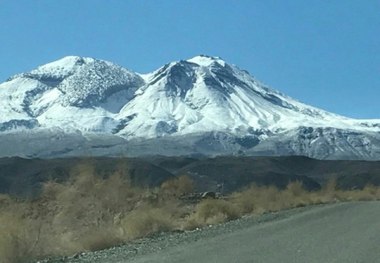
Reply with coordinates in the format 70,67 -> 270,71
1,55 -> 380,160
1,156 -> 380,198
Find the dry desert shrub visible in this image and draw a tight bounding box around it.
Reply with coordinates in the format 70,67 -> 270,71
0,162 -> 148,261
73,226 -> 124,252
38,167 -> 142,255
277,181 -> 315,208
230,184 -> 285,214
185,198 -> 240,229
333,184 -> 380,202
33,165 -> 188,255
0,212 -> 29,263
160,175 -> 194,198
0,205 -> 43,263
121,206 -> 175,239
231,181 -> 325,215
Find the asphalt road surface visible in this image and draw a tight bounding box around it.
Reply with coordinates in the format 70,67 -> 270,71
126,201 -> 380,263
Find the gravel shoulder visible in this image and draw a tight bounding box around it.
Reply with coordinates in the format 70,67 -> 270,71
40,201 -> 380,263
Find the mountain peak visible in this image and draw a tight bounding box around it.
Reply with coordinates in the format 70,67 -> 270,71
29,56 -> 95,80
187,54 -> 226,67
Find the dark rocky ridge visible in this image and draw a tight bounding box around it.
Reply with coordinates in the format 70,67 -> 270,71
2,156 -> 380,198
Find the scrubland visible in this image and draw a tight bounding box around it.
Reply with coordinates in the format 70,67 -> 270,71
1,164 -> 379,263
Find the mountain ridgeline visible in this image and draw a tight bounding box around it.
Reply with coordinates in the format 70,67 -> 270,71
1,55 -> 380,159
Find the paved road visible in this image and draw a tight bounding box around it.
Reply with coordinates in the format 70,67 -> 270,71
126,202 -> 380,263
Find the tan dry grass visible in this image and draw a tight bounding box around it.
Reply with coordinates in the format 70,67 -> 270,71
0,169 -> 380,263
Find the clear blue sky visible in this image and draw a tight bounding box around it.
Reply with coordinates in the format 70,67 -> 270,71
0,0 -> 379,119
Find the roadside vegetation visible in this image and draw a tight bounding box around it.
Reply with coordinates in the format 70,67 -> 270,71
1,164 -> 380,263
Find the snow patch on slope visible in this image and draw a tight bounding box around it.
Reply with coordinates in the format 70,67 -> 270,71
30,56 -> 93,80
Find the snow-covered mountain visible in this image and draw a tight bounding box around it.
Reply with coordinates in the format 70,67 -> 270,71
1,55 -> 380,159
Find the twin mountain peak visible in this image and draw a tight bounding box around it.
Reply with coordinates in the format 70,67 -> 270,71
1,55 -> 379,159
